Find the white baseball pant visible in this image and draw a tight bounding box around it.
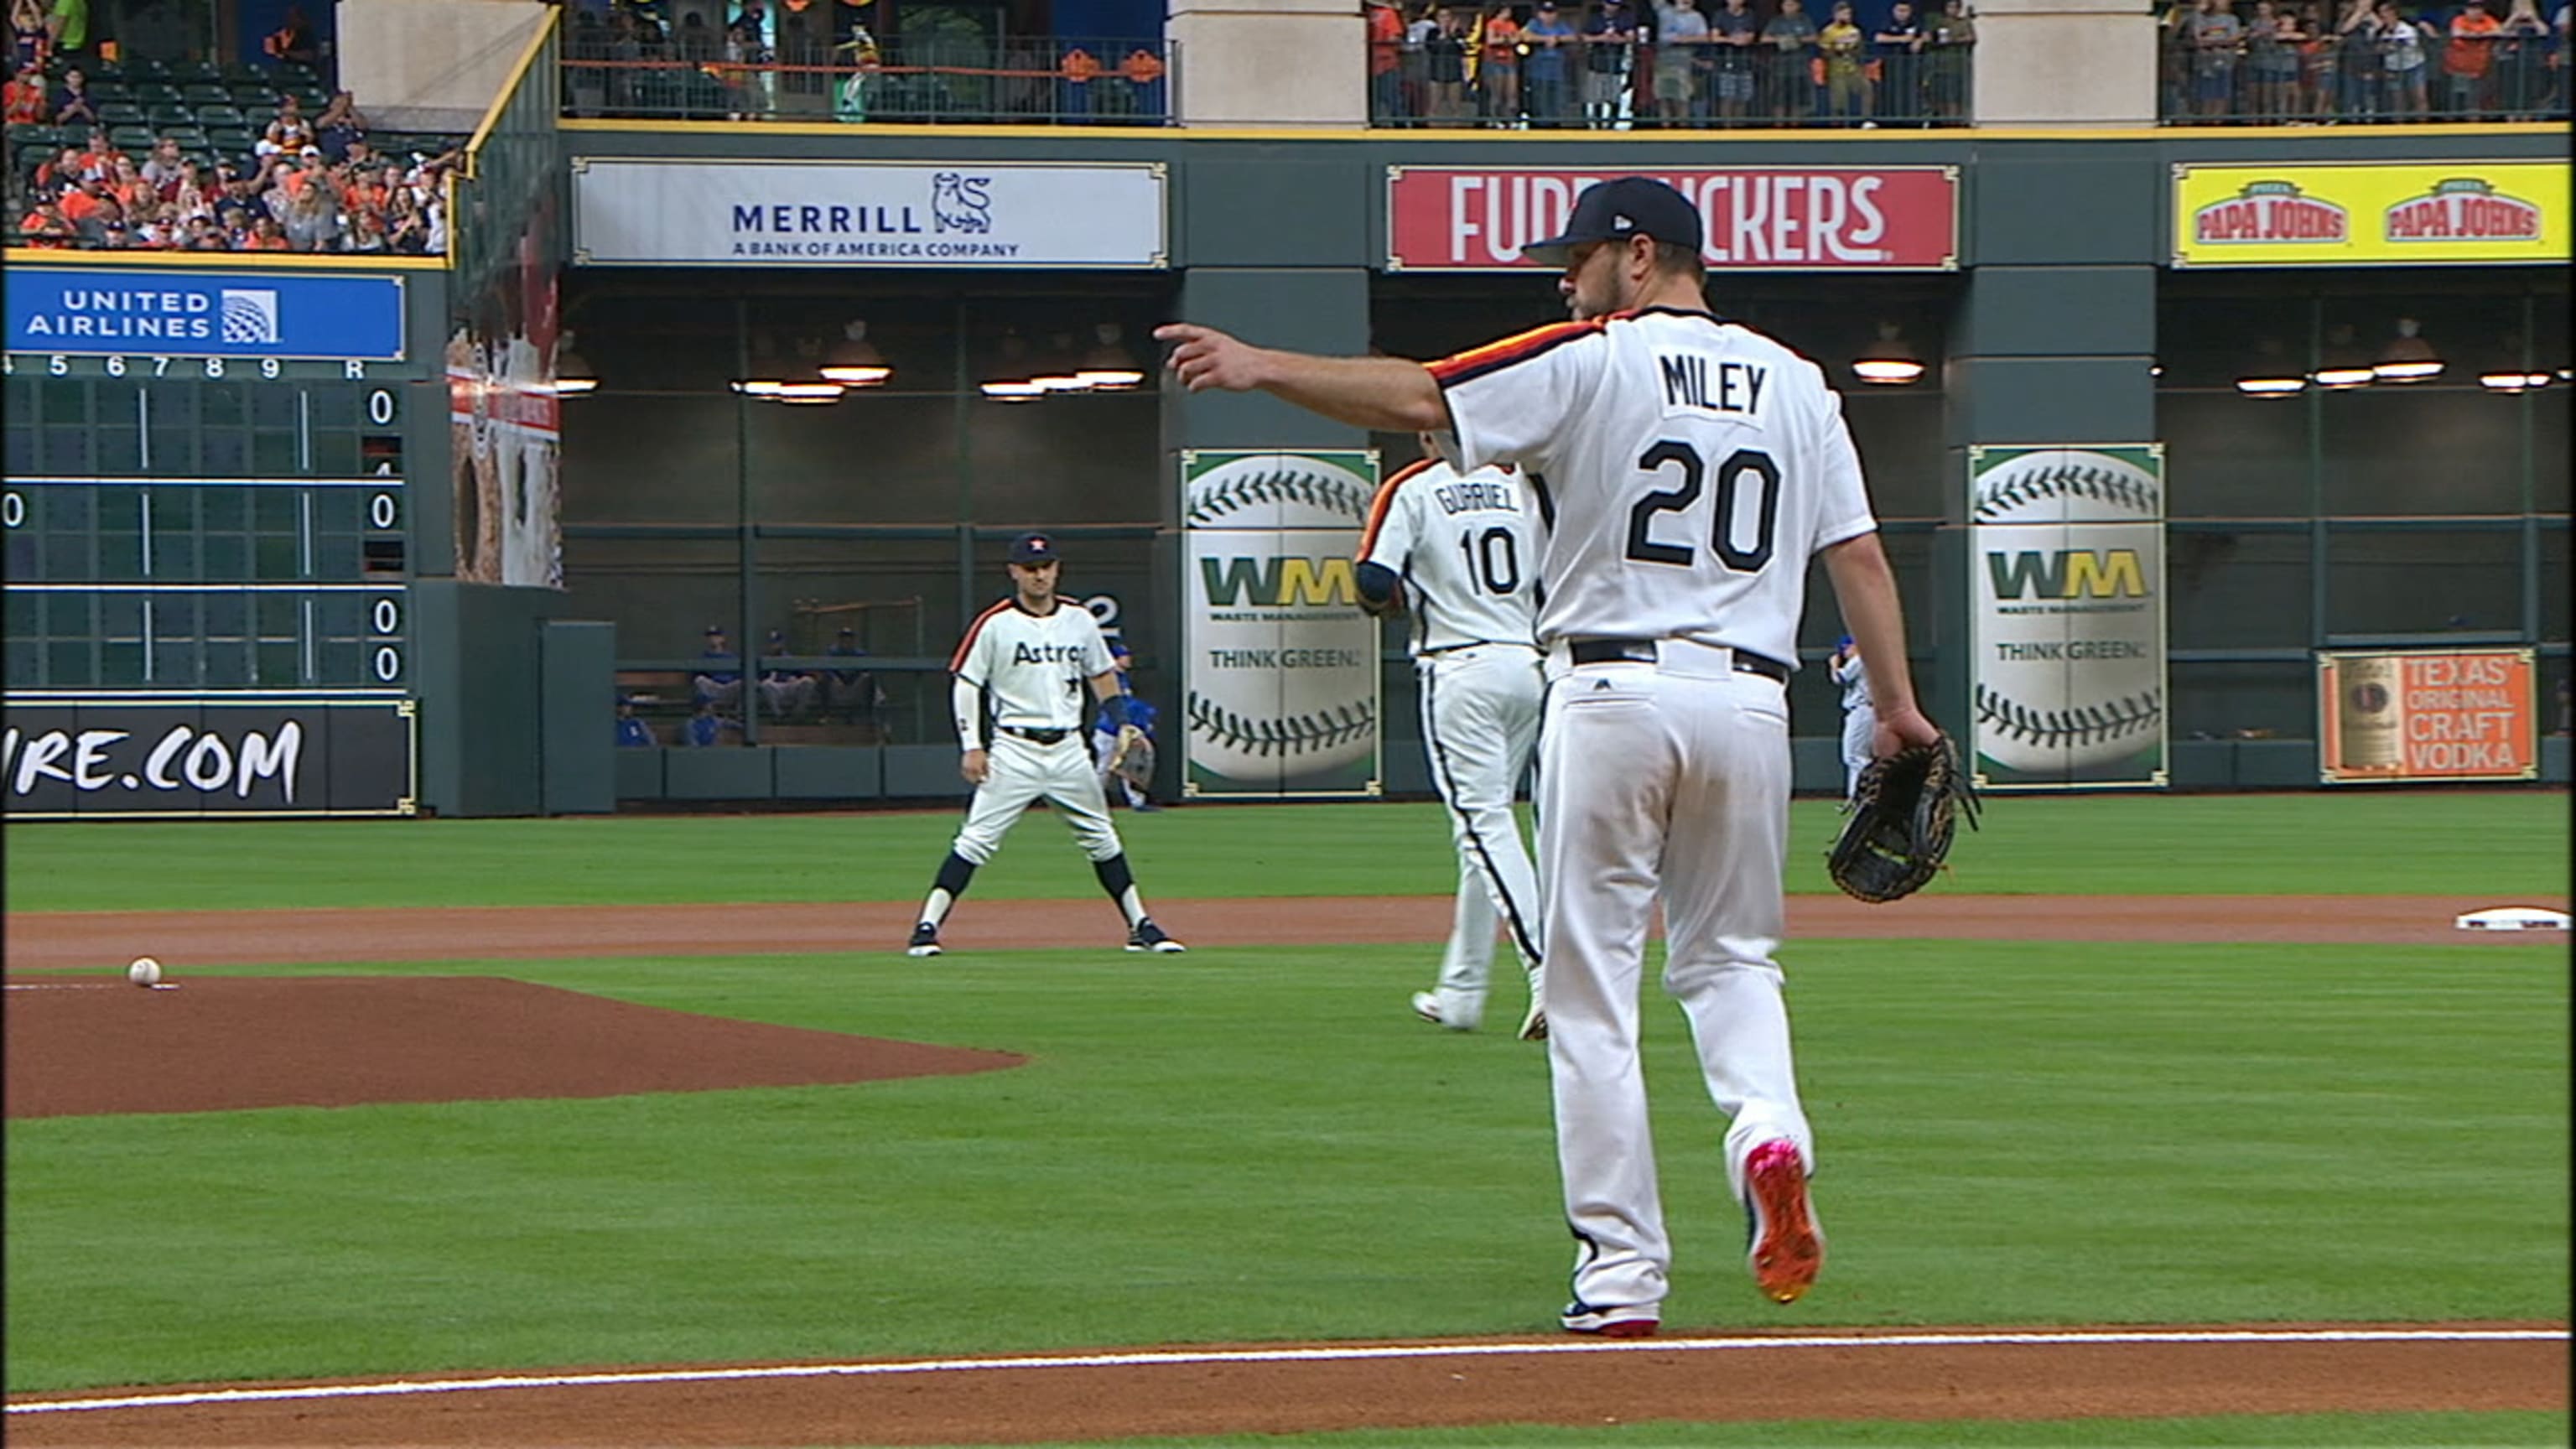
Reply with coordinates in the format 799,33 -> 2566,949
1418,643 -> 1545,1030
1841,704 -> 1877,798
951,732 -> 1124,865
1536,639 -> 1814,1319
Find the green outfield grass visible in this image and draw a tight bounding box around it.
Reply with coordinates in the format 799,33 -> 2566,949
6,941 -> 2565,1395
5,790 -> 2569,912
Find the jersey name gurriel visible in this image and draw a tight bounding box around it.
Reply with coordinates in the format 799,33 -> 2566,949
1357,456 -> 1543,657
952,599 -> 1114,731
1429,306 -> 1877,668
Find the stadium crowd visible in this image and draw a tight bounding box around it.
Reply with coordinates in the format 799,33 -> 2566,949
2160,0 -> 2567,121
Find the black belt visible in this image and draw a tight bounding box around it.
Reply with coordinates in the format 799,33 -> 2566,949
1567,638 -> 1790,683
997,725 -> 1071,745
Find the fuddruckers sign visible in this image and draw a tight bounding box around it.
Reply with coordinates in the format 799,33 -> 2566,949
1386,166 -> 1960,271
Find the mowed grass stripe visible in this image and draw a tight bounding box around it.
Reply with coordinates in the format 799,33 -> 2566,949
6,791 -> 2567,912
7,941 -> 2563,1392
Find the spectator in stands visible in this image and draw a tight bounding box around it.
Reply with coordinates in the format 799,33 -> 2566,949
387,185 -> 430,253
1872,0 -> 1928,121
41,0 -> 81,58
247,213 -> 291,249
2298,1 -> 2340,115
2492,0 -> 2547,111
138,136 -> 185,189
2246,0 -> 2300,114
56,168 -> 104,224
693,625 -> 744,716
1368,0 -> 1405,121
1927,0 -> 1973,113
263,4 -> 320,65
2444,0 -> 2501,113
1425,5 -> 1470,122
1581,0 -> 1639,124
1709,0 -> 1759,118
70,189 -> 117,242
280,173 -> 340,249
1819,0 -> 1868,120
3,58 -> 43,122
1522,0 -> 1577,124
340,204 -> 390,252
260,96 -> 316,158
314,90 -> 369,160
15,194 -> 73,244
1400,1 -> 1437,120
684,699 -> 725,747
1478,4 -> 1521,123
2334,0 -> 2382,116
2376,0 -> 2428,112
2189,0 -> 2246,117
1761,0 -> 1818,119
1651,0 -> 1709,124
10,0 -> 49,70
49,64 -> 95,126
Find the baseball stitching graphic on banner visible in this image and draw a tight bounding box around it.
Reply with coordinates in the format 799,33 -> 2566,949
1182,450 -> 1382,798
1968,445 -> 2169,791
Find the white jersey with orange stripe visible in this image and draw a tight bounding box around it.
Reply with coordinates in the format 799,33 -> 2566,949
951,599 -> 1115,737
1355,457 -> 1545,657
1431,306 -> 1877,666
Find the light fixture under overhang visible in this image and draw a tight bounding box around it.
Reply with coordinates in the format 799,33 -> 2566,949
2236,375 -> 2308,397
2312,364 -> 2376,389
1851,321 -> 1925,386
981,380 -> 1046,401
2479,370 -> 2553,392
2372,317 -> 2444,383
1074,321 -> 1145,390
554,330 -> 597,395
819,319 -> 891,386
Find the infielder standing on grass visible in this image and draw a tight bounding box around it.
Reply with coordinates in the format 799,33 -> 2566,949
1354,434 -> 1548,1041
1830,634 -> 1875,798
1157,175 -> 1940,1334
906,532 -> 1185,958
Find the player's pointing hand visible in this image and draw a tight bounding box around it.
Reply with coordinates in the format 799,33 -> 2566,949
1156,323 -> 1270,393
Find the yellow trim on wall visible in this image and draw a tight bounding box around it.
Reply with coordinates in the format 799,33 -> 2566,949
467,6 -> 564,176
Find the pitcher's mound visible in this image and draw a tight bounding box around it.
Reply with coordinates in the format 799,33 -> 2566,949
4,976 -> 1024,1119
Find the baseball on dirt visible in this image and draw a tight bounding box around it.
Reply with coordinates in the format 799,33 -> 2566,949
127,956 -> 163,987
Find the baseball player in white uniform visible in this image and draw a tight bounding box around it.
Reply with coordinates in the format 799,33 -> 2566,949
1158,176 -> 1941,1335
1830,635 -> 1876,797
1353,438 -> 1547,1041
906,532 -> 1185,958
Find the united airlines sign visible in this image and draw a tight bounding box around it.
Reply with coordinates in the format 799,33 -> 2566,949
4,269 -> 408,360
571,158 -> 1169,268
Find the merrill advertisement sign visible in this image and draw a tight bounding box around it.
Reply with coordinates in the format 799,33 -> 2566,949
4,269 -> 406,360
1181,451 -> 1382,798
3,695 -> 418,818
2316,647 -> 2537,784
1967,445 -> 2169,792
2172,161 -> 2568,267
1386,166 -> 1959,270
572,158 -> 1169,267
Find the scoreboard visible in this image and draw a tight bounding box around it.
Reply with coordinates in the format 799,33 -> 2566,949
3,267 -> 431,818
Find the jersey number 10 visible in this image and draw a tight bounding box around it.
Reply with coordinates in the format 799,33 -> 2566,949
1457,526 -> 1522,596
1626,441 -> 1781,573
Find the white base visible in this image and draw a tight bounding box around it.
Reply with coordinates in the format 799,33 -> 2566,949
2454,906 -> 2573,932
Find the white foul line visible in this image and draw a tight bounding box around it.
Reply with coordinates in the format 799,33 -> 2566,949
9,1327 -> 2563,1416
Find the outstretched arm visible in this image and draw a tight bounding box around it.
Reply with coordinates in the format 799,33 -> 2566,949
1155,324 -> 1452,434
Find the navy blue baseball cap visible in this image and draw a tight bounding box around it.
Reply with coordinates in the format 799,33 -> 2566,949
1008,532 -> 1060,566
1523,177 -> 1705,267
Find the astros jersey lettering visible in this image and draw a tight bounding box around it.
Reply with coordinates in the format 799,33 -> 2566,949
1356,459 -> 1544,655
952,600 -> 1115,739
1431,307 -> 1877,663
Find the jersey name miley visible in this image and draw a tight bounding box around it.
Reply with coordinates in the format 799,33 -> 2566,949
1357,457 -> 1542,657
1431,307 -> 1878,667
953,600 -> 1113,732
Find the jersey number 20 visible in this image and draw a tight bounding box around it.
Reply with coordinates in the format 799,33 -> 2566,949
1625,441 -> 1780,572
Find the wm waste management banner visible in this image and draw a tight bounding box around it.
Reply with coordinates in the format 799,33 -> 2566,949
571,158 -> 1168,267
1968,445 -> 2169,791
2316,647 -> 2537,784
1181,450 -> 1382,798
2172,161 -> 2568,267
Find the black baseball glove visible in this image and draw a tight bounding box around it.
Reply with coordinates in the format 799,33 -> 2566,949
1826,732 -> 1979,904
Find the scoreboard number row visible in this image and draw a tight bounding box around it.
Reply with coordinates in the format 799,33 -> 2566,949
6,355 -> 385,380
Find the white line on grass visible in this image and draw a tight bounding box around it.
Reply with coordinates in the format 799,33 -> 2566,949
9,1327 -> 2564,1416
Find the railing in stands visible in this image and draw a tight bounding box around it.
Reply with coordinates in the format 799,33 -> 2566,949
560,37 -> 1177,127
